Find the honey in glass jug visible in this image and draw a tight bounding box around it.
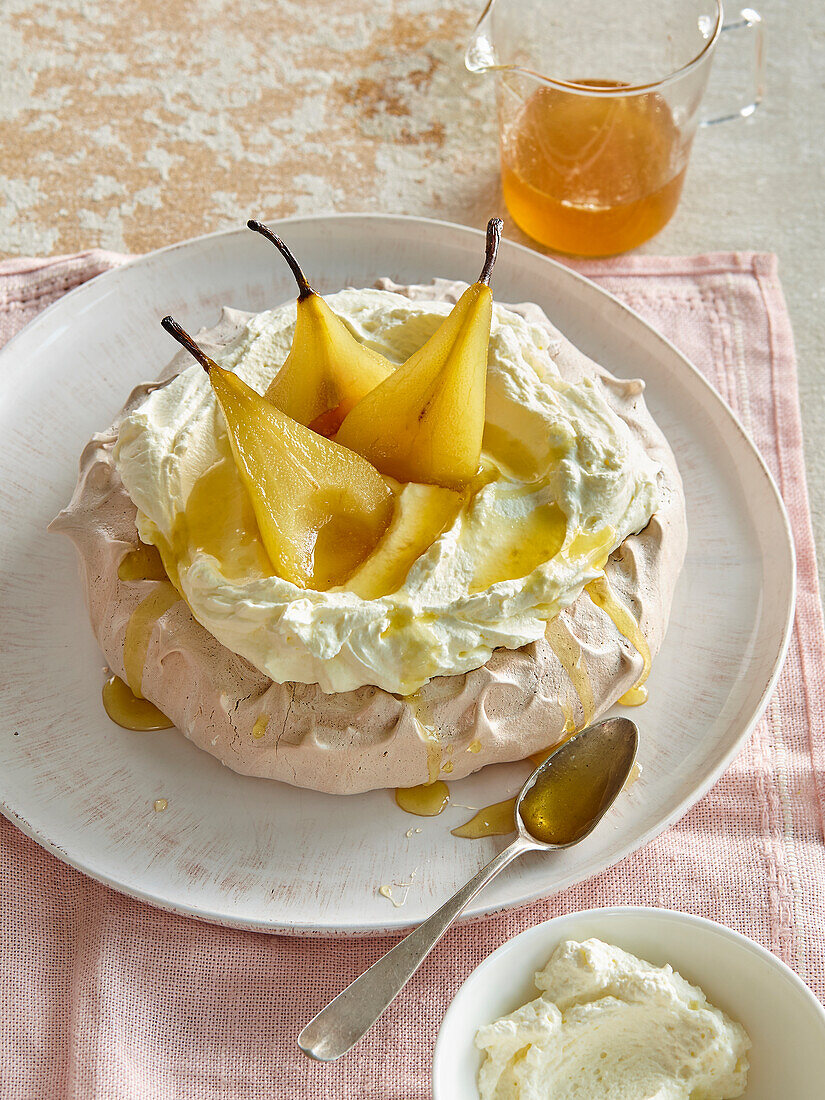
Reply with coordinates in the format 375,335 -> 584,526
466,0 -> 764,256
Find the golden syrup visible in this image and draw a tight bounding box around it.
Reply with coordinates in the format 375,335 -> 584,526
518,731 -> 620,845
393,691 -> 449,814
585,574 -> 652,706
544,617 -> 595,727
481,424 -> 556,480
501,81 -> 687,256
395,781 -> 450,817
567,525 -> 615,571
102,675 -> 173,731
117,542 -> 167,582
177,444 -> 274,581
558,695 -> 577,735
619,684 -> 649,706
468,494 -> 567,593
530,746 -> 555,769
378,884 -> 403,907
453,713 -> 611,842
529,725 -> 578,769
624,761 -> 642,789
308,405 -> 347,439
140,439 -> 276,599
422,724 -> 443,784
378,869 -> 417,907
404,693 -> 443,784
153,798 -> 168,812
252,714 -> 270,739
452,797 -> 517,839
123,582 -> 181,697
467,739 -> 482,754
169,440 -> 462,600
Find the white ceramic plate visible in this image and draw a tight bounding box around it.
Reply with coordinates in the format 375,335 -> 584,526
0,216 -> 794,934
433,908 -> 825,1099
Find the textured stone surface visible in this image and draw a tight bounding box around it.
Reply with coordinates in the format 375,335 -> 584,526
1,0 -> 822,584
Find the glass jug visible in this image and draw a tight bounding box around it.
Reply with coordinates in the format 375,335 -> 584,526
466,0 -> 764,256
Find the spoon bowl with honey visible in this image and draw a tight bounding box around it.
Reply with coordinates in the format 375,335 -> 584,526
298,716 -> 639,1062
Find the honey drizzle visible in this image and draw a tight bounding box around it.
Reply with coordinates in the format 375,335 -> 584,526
405,694 -> 443,784
117,542 -> 167,582
252,714 -> 270,739
544,617 -> 595,726
393,692 -> 450,815
585,575 -> 651,706
619,684 -> 649,706
123,582 -> 181,698
395,781 -> 450,817
102,675 -> 173,731
624,761 -> 643,789
451,797 -> 516,839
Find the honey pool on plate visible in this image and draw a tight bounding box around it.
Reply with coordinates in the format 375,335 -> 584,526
102,674 -> 173,732
501,81 -> 689,256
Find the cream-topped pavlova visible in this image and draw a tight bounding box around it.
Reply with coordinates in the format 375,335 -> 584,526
52,220 -> 687,794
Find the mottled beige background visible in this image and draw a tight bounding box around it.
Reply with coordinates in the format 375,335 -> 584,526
1,0 -> 502,253
1,0 -> 823,580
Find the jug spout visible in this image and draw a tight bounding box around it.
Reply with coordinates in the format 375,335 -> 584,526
465,0 -> 499,74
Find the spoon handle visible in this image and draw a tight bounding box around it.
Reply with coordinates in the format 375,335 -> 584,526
297,834 -> 535,1062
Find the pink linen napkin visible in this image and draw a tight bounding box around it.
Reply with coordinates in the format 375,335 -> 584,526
1,250 -> 823,1100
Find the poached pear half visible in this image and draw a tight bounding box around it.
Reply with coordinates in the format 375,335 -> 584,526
334,218 -> 502,489
161,317 -> 393,590
247,219 -> 392,437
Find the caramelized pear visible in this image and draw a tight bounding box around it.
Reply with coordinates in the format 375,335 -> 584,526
161,318 -> 394,590
335,219 -> 502,489
247,220 -> 392,436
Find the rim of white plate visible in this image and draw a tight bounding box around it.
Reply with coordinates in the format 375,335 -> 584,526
0,215 -> 796,934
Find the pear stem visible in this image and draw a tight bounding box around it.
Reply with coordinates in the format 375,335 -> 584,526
478,218 -> 503,286
161,316 -> 216,374
247,219 -> 314,301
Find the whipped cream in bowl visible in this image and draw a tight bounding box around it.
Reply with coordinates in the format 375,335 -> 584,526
476,938 -> 749,1099
433,908 -> 825,1100
114,287 -> 662,695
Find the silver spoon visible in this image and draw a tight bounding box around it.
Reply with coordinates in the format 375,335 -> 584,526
298,715 -> 638,1062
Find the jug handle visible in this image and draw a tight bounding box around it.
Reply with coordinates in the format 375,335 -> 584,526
700,7 -> 764,125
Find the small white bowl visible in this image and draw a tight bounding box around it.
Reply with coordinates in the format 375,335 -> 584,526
433,907 -> 825,1100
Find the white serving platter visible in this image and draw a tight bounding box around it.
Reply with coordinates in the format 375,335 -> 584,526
0,215 -> 794,933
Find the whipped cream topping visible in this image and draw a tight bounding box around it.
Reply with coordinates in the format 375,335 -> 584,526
114,288 -> 661,694
476,938 -> 750,1100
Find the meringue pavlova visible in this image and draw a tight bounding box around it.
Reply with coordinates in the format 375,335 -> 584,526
53,220 -> 686,794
